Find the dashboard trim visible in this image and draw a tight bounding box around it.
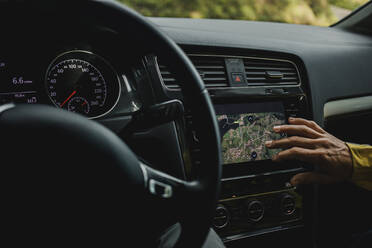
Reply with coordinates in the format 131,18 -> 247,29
222,224 -> 304,243
219,187 -> 297,202
324,95 -> 372,119
221,167 -> 305,182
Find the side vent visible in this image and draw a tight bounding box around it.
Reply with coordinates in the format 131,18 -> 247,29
157,55 -> 228,89
157,63 -> 178,89
243,58 -> 300,86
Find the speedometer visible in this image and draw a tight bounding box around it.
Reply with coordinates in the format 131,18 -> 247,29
45,50 -> 121,119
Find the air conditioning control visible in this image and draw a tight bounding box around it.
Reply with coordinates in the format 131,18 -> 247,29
281,194 -> 296,216
246,200 -> 264,222
213,204 -> 230,229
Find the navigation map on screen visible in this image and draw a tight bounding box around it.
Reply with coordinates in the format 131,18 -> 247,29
215,102 -> 286,164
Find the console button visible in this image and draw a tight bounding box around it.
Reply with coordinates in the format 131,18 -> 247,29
232,73 -> 244,84
281,194 -> 296,216
246,200 -> 264,222
213,205 -> 230,229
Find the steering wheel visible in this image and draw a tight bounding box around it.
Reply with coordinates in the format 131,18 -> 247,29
0,1 -> 221,247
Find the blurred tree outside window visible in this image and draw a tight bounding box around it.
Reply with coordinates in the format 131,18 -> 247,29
117,0 -> 369,26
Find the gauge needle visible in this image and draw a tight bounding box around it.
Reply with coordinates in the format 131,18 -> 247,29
60,90 -> 77,108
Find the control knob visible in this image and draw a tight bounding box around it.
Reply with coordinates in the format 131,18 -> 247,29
246,200 -> 264,222
213,204 -> 230,229
281,194 -> 296,216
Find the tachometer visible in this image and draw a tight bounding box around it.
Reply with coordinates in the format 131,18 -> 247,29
45,50 -> 121,119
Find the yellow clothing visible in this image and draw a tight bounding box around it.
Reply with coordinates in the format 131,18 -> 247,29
346,143 -> 372,191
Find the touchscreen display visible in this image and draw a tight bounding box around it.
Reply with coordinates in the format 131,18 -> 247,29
215,102 -> 286,165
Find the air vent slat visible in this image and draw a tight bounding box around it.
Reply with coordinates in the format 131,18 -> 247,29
202,83 -> 228,87
245,71 -> 266,76
197,71 -> 225,75
194,66 -> 225,70
165,84 -> 179,89
245,66 -> 295,71
281,77 -> 298,80
244,57 -> 300,86
246,77 -> 298,80
192,58 -> 225,63
157,55 -> 228,89
246,77 -> 267,81
204,78 -> 228,82
248,81 -> 298,85
283,72 -> 297,76
160,71 -> 172,75
163,78 -> 177,82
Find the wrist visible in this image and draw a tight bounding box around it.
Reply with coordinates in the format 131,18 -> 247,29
344,142 -> 354,180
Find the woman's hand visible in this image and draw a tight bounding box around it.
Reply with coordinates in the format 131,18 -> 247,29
266,117 -> 353,186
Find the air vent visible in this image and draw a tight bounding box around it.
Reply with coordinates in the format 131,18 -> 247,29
243,58 -> 300,86
157,55 -> 228,89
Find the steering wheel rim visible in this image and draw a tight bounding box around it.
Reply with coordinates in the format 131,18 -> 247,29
0,1 -> 222,247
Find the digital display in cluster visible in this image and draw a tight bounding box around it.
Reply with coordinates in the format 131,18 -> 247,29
0,59 -> 38,105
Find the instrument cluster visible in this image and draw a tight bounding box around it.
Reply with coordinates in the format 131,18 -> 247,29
0,48 -> 140,119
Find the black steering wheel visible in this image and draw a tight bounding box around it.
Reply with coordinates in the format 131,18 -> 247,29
0,1 -> 221,247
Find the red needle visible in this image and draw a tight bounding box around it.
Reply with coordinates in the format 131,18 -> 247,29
60,90 -> 77,108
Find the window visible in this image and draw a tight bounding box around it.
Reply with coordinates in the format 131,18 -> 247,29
117,0 -> 370,26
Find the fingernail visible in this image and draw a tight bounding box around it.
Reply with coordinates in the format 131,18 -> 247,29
265,140 -> 272,147
273,126 -> 280,132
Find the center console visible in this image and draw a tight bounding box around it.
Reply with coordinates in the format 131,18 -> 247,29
184,89 -> 313,244
211,95 -> 311,242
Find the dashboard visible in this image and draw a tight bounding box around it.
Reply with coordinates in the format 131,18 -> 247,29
1,3 -> 372,248
148,18 -> 372,248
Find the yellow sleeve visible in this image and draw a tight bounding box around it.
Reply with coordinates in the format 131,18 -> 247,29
346,143 -> 372,191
